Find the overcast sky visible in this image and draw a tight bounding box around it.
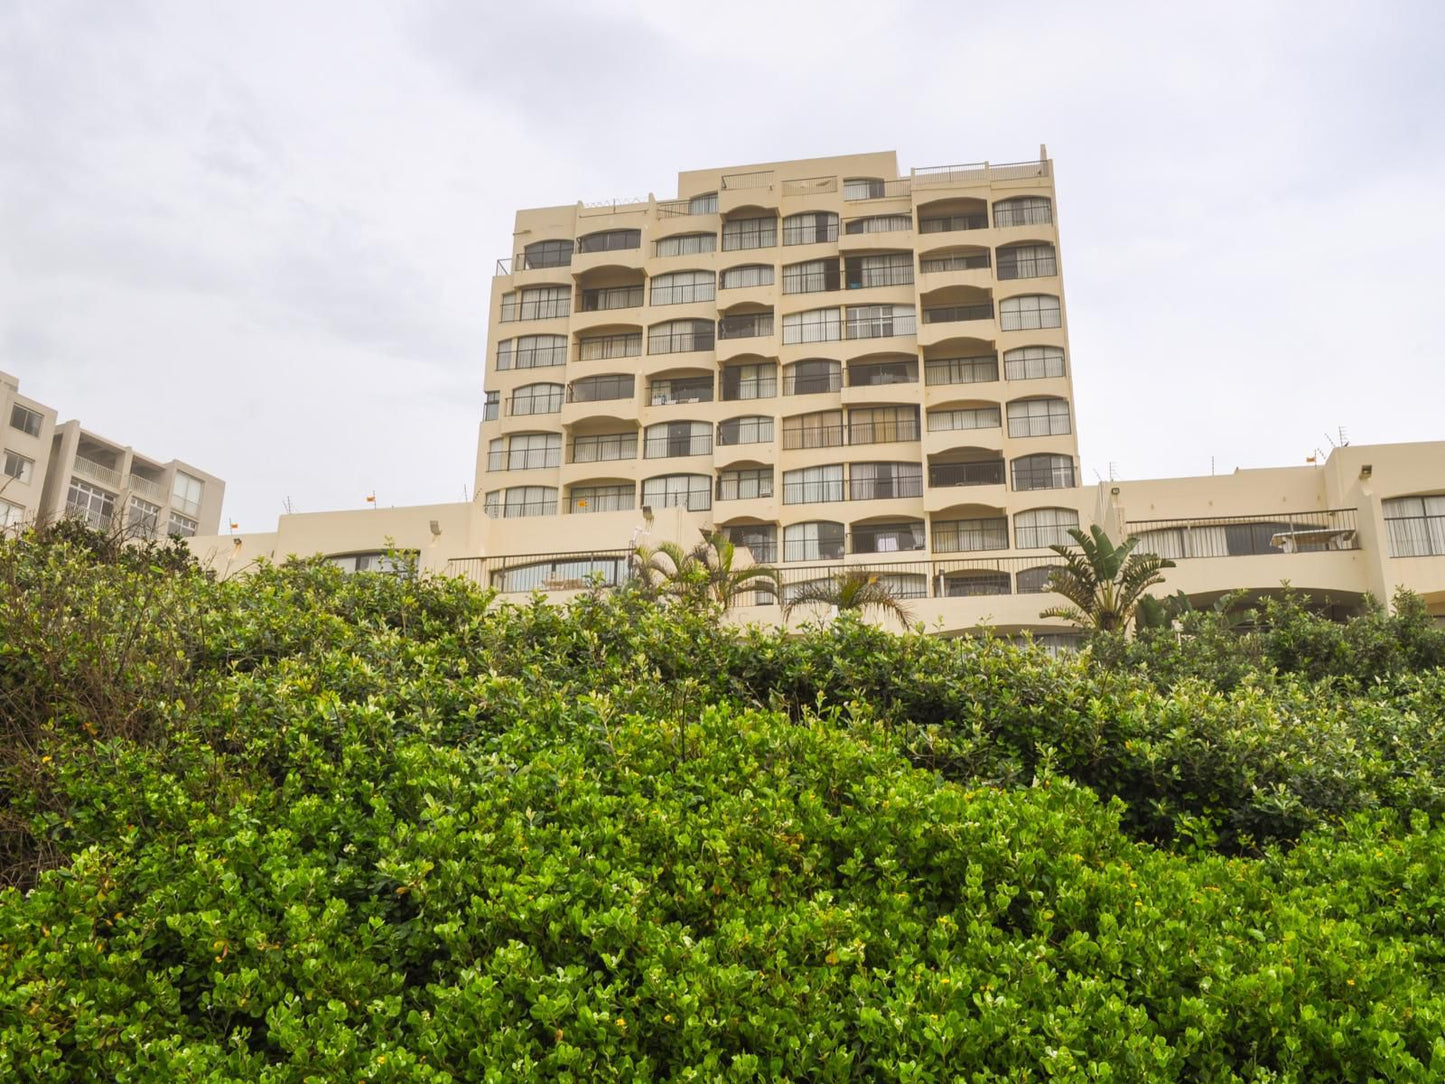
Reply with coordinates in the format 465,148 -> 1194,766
3,0 -> 1443,531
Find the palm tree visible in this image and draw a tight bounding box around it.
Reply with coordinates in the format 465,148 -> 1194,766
631,530 -> 780,610
1039,525 -> 1175,632
783,569 -> 914,629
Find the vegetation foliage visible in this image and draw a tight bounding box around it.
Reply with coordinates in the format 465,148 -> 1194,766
2,525 -> 1445,1080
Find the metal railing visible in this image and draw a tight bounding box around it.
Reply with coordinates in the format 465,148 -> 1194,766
782,176 -> 837,196
721,169 -> 774,190
568,435 -> 637,462
911,159 -> 1051,185
782,220 -> 839,245
845,265 -> 915,289
568,376 -> 635,403
780,420 -> 921,450
925,303 -> 995,325
993,203 -> 1054,228
506,391 -> 564,416
930,461 -> 1007,487
997,255 -> 1058,280
484,498 -> 559,519
718,313 -> 774,339
845,314 -> 917,340
715,475 -> 774,501
577,334 -> 642,361
486,448 -> 562,472
576,230 -> 642,254
782,372 -> 844,395
920,253 -> 990,274
501,297 -> 571,322
73,456 -> 122,489
721,377 -> 777,401
647,328 -> 715,355
1126,509 -> 1361,558
580,286 -> 644,312
844,178 -> 912,201
918,214 -> 988,234
847,366 -> 918,387
127,474 -> 166,501
925,357 -> 999,386
647,382 -> 714,406
643,434 -> 713,459
578,198 -> 649,217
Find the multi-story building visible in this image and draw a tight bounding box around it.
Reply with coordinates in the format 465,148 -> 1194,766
181,151 -> 1445,631
0,370 -> 225,539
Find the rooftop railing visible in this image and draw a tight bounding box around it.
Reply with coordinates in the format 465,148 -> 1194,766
911,159 -> 1051,186
844,179 -> 913,201
127,473 -> 166,502
73,456 -> 122,489
721,169 -> 775,190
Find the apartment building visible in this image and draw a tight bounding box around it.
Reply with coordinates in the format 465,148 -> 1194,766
0,371 -> 225,539
184,150 -> 1444,631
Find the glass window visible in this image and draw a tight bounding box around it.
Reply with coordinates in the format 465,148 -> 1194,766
847,358 -> 917,387
500,285 -> 570,322
996,244 -> 1058,280
928,406 -> 1001,432
2,450 -> 33,484
483,391 -> 500,421
994,196 -> 1053,228
521,239 -> 573,269
490,555 -> 627,592
641,474 -> 712,511
570,431 -> 637,462
844,215 -> 911,235
932,517 -> 1008,553
485,486 -> 558,518
497,334 -> 568,370
569,375 -> 635,403
717,467 -> 773,501
722,362 -> 777,401
1015,508 -> 1080,549
724,524 -> 776,563
172,472 -> 204,516
655,233 -> 717,257
125,497 -> 161,539
1007,398 -> 1071,438
1016,566 -> 1058,594
851,520 -> 925,553
782,308 -> 841,345
720,264 -> 774,290
648,320 -> 715,354
651,270 -> 716,306
782,259 -> 840,295
919,211 -> 987,233
577,332 -> 643,361
689,192 -> 719,214
783,360 -> 842,396
9,404 -> 43,437
1011,454 -> 1076,491
845,253 -> 913,289
648,376 -> 713,406
1383,495 -> 1445,557
919,250 -> 991,273
577,229 -> 640,254
644,421 -> 711,459
580,284 -> 644,311
1003,345 -> 1066,380
510,383 -> 564,415
940,571 -> 1011,597
848,462 -> 923,501
925,356 -> 999,386
783,521 -> 845,562
488,433 -> 562,471
845,304 -> 915,340
999,295 -> 1062,331
570,484 -> 635,514
0,497 -> 24,528
722,216 -> 777,251
718,416 -> 774,445
843,177 -> 886,201
783,464 -> 844,505
850,406 -> 919,444
782,212 -> 838,246
782,410 -> 843,449
167,511 -> 198,538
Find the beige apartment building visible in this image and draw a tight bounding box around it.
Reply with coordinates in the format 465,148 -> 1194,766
0,370 -> 225,539
184,151 -> 1445,632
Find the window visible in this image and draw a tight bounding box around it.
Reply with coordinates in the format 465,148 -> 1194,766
919,251 -> 990,273
487,433 -> 562,471
783,521 -> 845,561
2,450 -> 33,484
722,362 -> 776,401
928,406 -> 1001,432
1012,454 -> 1076,491
67,481 -> 114,530
0,497 -> 23,528
722,216 -> 777,251
1015,508 -> 1080,549
852,520 -> 924,553
843,177 -> 886,201
845,253 -> 913,289
844,215 -> 911,235
1383,495 -> 1445,557
930,457 -> 1006,487
9,404 -> 42,437
689,192 -> 719,214
648,375 -> 713,406
490,555 -> 627,592
782,212 -> 838,246
783,360 -> 842,396
581,285 -> 644,311
1007,398 -> 1071,438
717,311 -> 774,339
484,486 -> 558,518
570,484 -> 635,513
718,416 -> 774,446
846,304 -> 915,339
644,421 -> 711,459
570,432 -> 636,463
1016,566 -> 1058,594
783,259 -> 840,295
651,270 -> 715,306
782,410 -> 843,449
569,374 -> 635,403
919,211 -> 987,233
782,308 -> 841,345
577,229 -> 640,254
172,472 -> 204,516
994,196 -> 1053,228
126,497 -> 161,539
328,552 -> 417,576
642,474 -> 712,511
940,571 -> 1011,597
500,285 -> 570,322
999,295 -> 1062,331
648,320 -> 714,354
725,524 -> 777,563
783,464 -> 843,504
168,511 -> 198,538
577,332 -> 642,361
655,233 -> 717,257
932,517 -> 1008,553
850,406 -> 919,444
997,244 -> 1058,280
717,467 -> 773,501
483,391 -> 500,421
849,462 -> 923,500
847,359 -> 917,387
720,264 -> 774,290
510,383 -> 564,415
1003,345 -> 1066,381
925,356 -> 999,386
497,334 -> 568,370
521,239 -> 573,269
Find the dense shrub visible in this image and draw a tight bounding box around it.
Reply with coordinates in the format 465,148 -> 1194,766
2,529 -> 1444,1078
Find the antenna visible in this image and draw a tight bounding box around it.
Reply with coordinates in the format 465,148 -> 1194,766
282,496 -> 295,514
1092,467 -> 1104,484
1107,461 -> 1119,482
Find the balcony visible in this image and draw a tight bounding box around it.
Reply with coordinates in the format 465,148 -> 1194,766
718,312 -> 775,341
644,433 -> 713,459
127,473 -> 167,502
928,459 -> 1006,488
843,178 -> 912,201
844,314 -> 916,341
1127,510 -> 1361,559
781,419 -> 921,450
567,434 -> 638,464
647,379 -> 715,407
73,456 -> 122,489
924,303 -> 995,326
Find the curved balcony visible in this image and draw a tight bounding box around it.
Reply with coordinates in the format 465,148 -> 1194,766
923,450 -> 1007,513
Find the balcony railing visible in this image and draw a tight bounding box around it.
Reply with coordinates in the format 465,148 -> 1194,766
911,160 -> 1051,185
501,297 -> 571,322
848,366 -> 918,387
644,435 -> 713,459
568,376 -> 635,403
127,474 -> 166,502
74,456 -> 122,489
487,449 -> 562,472
844,179 -> 912,201
845,265 -> 915,289
568,435 -> 637,463
782,475 -> 924,504
721,169 -> 774,190
781,420 -> 921,450
648,383 -> 714,406
925,357 -> 999,386
648,329 -> 716,355
721,378 -> 777,401
782,372 -> 844,395
718,313 -> 775,340
1386,515 -> 1445,558
580,286 -> 644,312
920,253 -> 990,274
918,214 -> 988,234
997,255 -> 1058,280
845,314 -> 917,340
924,303 -> 995,324
1126,509 -> 1361,558
507,392 -> 564,416
929,460 -> 1007,487
782,176 -> 837,196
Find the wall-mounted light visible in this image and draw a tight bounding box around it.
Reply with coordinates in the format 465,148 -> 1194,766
1360,465 -> 1373,479
429,519 -> 442,537
641,504 -> 654,521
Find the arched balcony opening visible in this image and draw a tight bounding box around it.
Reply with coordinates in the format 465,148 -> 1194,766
566,480 -> 636,514
921,285 -> 995,328
993,195 -> 1053,228
928,447 -> 1005,489
850,516 -> 926,555
916,197 -> 988,234
996,241 -> 1058,281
